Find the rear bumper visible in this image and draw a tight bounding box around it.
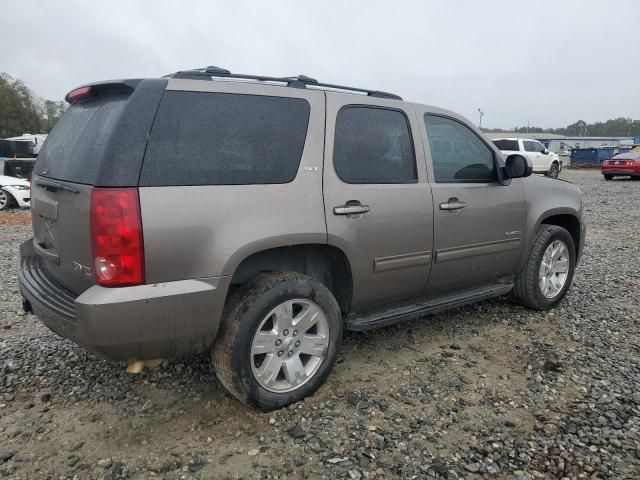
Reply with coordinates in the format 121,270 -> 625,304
601,168 -> 640,177
18,239 -> 230,361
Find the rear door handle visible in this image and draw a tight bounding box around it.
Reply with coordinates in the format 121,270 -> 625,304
439,198 -> 467,211
333,203 -> 370,216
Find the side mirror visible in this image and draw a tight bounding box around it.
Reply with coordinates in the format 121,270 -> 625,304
541,148 -> 549,154
504,154 -> 533,179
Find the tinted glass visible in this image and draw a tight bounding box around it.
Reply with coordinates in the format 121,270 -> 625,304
36,92 -> 130,184
141,92 -> 310,186
333,107 -> 416,184
424,115 -> 497,183
523,141 -> 538,152
614,152 -> 640,160
492,139 -> 519,151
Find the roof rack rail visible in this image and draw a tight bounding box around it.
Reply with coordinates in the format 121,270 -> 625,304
166,66 -> 402,100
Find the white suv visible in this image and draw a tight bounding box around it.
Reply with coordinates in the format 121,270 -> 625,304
492,138 -> 561,178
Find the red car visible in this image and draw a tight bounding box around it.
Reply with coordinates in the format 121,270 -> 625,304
601,152 -> 640,180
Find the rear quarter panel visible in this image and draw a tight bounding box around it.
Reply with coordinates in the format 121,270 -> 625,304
140,80 -> 327,283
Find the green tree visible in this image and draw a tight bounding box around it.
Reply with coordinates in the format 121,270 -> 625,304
42,99 -> 67,132
0,72 -> 43,137
484,117 -> 640,137
0,72 -> 67,138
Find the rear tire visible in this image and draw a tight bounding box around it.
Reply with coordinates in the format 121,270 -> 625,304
212,272 -> 342,410
514,225 -> 576,310
0,190 -> 14,211
603,174 -> 613,180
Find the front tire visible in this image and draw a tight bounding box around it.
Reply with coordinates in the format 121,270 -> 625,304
212,272 -> 342,410
604,174 -> 613,180
514,225 -> 576,310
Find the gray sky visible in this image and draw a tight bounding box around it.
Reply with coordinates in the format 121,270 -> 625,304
2,0 -> 639,128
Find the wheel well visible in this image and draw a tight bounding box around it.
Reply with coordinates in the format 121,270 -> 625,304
541,214 -> 581,257
230,245 -> 353,315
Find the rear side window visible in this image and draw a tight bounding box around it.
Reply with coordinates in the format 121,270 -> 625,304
492,139 -> 519,151
140,92 -> 310,186
36,93 -> 130,184
333,106 -> 416,184
424,114 -> 497,183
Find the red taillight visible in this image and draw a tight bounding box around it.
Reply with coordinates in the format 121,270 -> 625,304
65,86 -> 92,103
90,188 -> 144,287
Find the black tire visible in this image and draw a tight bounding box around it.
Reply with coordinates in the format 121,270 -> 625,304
514,225 -> 576,310
0,189 -> 14,211
546,162 -> 560,179
603,174 -> 613,180
212,272 -> 342,410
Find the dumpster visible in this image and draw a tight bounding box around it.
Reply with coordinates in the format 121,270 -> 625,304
570,148 -> 615,167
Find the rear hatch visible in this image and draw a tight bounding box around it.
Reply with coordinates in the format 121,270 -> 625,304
30,79 -> 165,295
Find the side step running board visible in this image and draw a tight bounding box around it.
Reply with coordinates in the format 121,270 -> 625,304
346,282 -> 514,332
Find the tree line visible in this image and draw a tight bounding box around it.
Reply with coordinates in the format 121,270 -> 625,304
0,72 -> 67,138
484,118 -> 640,137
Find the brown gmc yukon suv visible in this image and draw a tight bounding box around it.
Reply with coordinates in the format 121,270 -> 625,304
19,67 -> 585,409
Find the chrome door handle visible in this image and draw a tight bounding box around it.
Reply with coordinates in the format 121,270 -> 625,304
439,198 -> 467,211
333,204 -> 370,215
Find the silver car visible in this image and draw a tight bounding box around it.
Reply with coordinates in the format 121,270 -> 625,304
19,67 -> 585,409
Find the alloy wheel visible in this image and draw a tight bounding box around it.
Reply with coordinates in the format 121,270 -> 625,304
538,240 -> 569,299
250,299 -> 330,393
0,190 -> 8,210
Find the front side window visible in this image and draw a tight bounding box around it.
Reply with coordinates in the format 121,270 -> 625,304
523,141 -> 539,152
333,106 -> 416,184
424,115 -> 497,183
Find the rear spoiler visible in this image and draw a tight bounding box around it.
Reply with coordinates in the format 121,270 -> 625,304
65,79 -> 142,103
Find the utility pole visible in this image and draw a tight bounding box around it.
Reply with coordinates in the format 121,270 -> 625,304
477,109 -> 485,129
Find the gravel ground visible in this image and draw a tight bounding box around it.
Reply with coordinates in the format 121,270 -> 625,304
1,170 -> 639,480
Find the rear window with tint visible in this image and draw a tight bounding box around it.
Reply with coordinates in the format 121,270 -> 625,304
35,93 -> 130,184
140,91 -> 311,186
492,139 -> 519,151
613,152 -> 640,160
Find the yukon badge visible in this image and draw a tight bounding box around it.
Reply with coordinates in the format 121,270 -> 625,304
504,230 -> 521,237
72,261 -> 93,278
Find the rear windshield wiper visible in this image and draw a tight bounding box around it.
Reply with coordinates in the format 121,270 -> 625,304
35,178 -> 79,194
